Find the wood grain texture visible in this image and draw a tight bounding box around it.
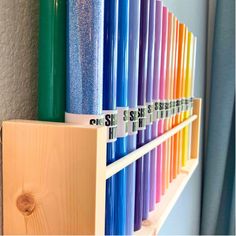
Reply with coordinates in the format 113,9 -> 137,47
2,120 -> 107,235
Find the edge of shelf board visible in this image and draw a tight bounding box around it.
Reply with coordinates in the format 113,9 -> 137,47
134,158 -> 199,236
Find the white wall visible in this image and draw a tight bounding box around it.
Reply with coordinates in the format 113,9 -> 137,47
159,0 -> 208,234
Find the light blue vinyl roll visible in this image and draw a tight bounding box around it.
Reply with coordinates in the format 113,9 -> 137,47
115,0 -> 129,234
66,0 -> 104,115
126,0 -> 141,234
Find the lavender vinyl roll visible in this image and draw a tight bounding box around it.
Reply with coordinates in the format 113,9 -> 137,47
66,0 -> 104,115
134,0 -> 150,231
150,0 -> 163,210
143,0 -> 156,220
126,0 -> 141,234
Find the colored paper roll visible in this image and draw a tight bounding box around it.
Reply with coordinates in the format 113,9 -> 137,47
163,12 -> 174,190
152,0 -> 163,206
158,6 -> 168,196
176,24 -> 186,174
66,0 -> 104,115
169,15 -> 177,183
180,26 -> 188,167
182,32 -> 193,166
103,0 -> 118,234
115,0 -> 129,234
38,0 -> 66,122
134,0 -> 150,231
172,19 -> 180,179
126,0 -> 141,234
143,0 -> 156,220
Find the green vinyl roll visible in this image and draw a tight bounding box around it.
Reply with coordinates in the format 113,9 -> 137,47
38,0 -> 66,122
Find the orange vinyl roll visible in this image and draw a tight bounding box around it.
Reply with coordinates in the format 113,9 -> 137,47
175,23 -> 186,174
172,18 -> 179,178
169,16 -> 177,182
163,12 -> 174,191
182,32 -> 194,166
180,26 -> 188,167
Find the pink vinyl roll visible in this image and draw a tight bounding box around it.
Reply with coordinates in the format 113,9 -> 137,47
157,6 -> 168,200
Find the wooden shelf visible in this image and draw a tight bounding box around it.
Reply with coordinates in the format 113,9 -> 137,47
2,98 -> 201,235
134,159 -> 199,235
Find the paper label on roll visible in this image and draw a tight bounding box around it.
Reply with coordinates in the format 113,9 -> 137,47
138,105 -> 147,130
153,99 -> 160,120
159,100 -> 166,119
128,108 -> 139,135
117,107 -> 129,138
65,112 -> 105,126
146,102 -> 154,125
103,110 -> 118,143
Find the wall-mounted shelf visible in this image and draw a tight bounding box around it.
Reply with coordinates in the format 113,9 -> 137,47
2,98 -> 201,235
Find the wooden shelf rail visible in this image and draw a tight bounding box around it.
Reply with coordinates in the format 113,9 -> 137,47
2,98 -> 201,235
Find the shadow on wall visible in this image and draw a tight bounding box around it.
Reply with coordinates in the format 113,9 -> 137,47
0,0 -> 39,234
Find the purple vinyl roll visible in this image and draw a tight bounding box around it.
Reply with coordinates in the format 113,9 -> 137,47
150,0 -> 163,211
143,0 -> 156,220
134,0 -> 150,231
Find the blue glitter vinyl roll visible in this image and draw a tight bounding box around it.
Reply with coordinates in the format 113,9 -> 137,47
115,0 -> 129,235
126,0 -> 141,234
66,0 -> 104,115
103,0 -> 119,235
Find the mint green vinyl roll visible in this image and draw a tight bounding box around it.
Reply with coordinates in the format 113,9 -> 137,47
38,0 -> 66,122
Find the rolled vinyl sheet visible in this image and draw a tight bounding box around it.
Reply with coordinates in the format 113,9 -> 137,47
163,12 -> 174,190
169,15 -> 177,183
180,26 -> 188,167
134,0 -> 150,231
115,0 -> 129,234
182,32 -> 193,167
188,37 -> 197,161
172,19 -> 180,179
103,0 -> 118,234
66,0 -> 104,115
158,6 -> 168,196
38,0 -> 66,122
151,0 -> 163,206
126,0 -> 141,234
143,0 -> 156,220
175,23 -> 186,174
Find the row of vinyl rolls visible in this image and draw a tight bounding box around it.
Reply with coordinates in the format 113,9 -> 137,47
38,0 -> 197,235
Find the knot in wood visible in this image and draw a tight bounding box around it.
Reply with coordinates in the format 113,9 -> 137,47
16,193 -> 35,216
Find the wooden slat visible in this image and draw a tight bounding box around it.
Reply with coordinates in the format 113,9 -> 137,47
2,120 -> 107,235
191,99 -> 202,159
106,115 -> 197,179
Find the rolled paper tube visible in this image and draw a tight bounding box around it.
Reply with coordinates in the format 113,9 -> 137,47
134,0 -> 150,231
103,0 -> 118,234
126,0 -> 141,234
187,37 -> 197,161
152,0 -> 163,206
169,15 -> 177,183
38,0 -> 66,122
182,32 -> 193,167
66,0 -> 104,116
158,6 -> 168,196
115,0 -> 129,234
180,27 -> 188,167
143,0 -> 156,220
164,12 -> 174,190
172,19 -> 179,179
175,23 -> 185,174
